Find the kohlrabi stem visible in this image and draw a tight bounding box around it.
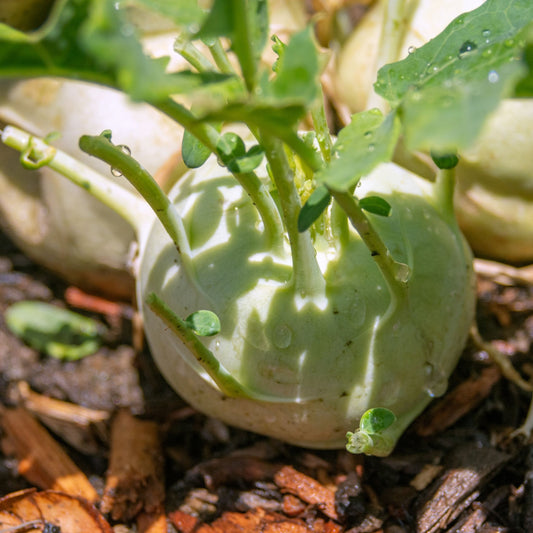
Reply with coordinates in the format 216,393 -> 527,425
174,35 -> 216,72
232,0 -> 259,93
156,98 -> 284,245
331,190 -> 409,298
260,133 -> 326,298
311,98 -> 334,164
0,126 -> 145,233
208,38 -> 236,74
366,0 -> 412,112
434,167 -> 456,224
78,132 -> 198,284
147,292 -> 303,402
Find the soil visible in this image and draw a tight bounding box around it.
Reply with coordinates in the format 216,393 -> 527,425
1,226 -> 533,533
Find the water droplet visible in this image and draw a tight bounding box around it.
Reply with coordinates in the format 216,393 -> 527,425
482,48 -> 493,58
482,29 -> 491,39
364,131 -> 373,139
504,38 -> 515,48
117,144 -> 131,155
111,167 -> 123,177
272,323 -> 292,349
488,70 -> 499,83
432,65 -> 439,72
367,143 -> 375,152
407,45 -> 416,55
458,40 -> 477,58
394,262 -> 411,283
424,363 -> 448,398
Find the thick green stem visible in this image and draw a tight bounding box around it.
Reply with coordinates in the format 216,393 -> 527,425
1,126 -> 145,233
434,167 -> 456,224
260,133 -> 326,299
78,132 -> 198,284
156,98 -> 283,245
174,35 -> 216,72
208,38 -> 236,74
367,0 -> 412,112
331,190 -> 409,299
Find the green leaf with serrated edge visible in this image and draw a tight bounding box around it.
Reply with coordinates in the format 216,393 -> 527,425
375,0 -> 533,152
359,408 -> 397,435
359,196 -> 391,217
262,26 -> 319,105
0,0 -> 234,103
5,301 -> 104,361
184,310 -> 221,336
298,186 -> 331,232
182,130 -> 211,169
316,109 -> 400,192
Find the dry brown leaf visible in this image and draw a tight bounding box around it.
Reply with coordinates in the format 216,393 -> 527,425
0,489 -> 112,532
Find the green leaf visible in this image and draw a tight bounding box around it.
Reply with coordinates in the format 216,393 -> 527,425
430,151 -> 460,170
182,130 -> 211,168
263,26 -> 319,105
375,0 -> 533,152
215,133 -> 264,173
184,310 -> 221,336
0,0 -> 234,103
359,407 -> 397,434
5,301 -> 104,360
120,0 -> 205,27
298,186 -> 331,232
359,196 -> 391,217
316,109 -> 400,192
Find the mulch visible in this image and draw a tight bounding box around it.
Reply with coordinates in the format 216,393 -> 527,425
1,227 -> 533,533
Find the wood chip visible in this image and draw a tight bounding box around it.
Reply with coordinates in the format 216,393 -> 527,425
101,409 -> 164,521
274,465 -> 338,521
16,380 -> 110,454
65,285 -> 133,317
414,365 -> 501,437
415,444 -> 510,533
0,407 -> 99,502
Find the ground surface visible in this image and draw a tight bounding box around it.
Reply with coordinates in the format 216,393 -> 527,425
1,227 -> 533,533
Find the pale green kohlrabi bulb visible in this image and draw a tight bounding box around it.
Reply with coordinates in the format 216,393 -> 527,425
334,0 -> 533,263
137,156 -> 476,451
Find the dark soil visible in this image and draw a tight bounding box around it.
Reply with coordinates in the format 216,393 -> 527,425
1,226 -> 533,533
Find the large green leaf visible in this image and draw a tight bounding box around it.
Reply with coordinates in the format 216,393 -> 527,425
376,0 -> 533,152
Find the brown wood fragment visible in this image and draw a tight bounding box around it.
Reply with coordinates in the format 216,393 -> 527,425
274,465 -> 338,521
281,493 -> 307,517
168,510 -> 201,533
16,380 -> 109,454
414,365 -> 501,437
0,407 -> 99,502
65,285 -> 133,317
137,507 -> 168,533
415,444 -> 510,533
101,409 -> 164,522
192,455 -> 283,489
202,507 -> 311,533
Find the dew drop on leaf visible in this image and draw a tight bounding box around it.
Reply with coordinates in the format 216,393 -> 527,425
458,40 -> 477,58
488,70 -> 499,83
407,45 -> 416,54
111,167 -> 123,177
424,363 -> 448,398
272,323 -> 292,349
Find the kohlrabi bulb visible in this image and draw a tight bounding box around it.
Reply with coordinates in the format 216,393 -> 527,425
137,156 -> 475,450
